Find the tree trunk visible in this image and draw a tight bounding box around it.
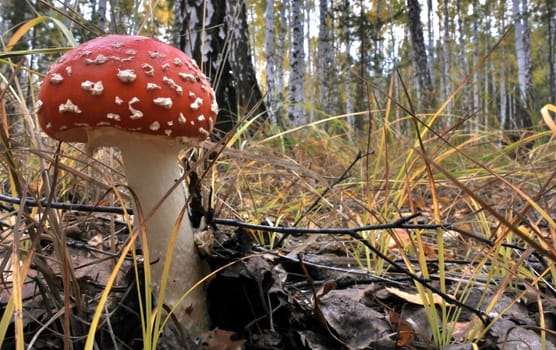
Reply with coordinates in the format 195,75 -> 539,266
344,0 -> 354,126
426,0 -> 435,86
441,0 -> 451,112
317,0 -> 332,114
512,0 -> 533,129
174,0 -> 267,135
406,0 -> 436,110
472,0 -> 480,131
276,1 -> 287,122
547,0 -> 556,104
265,0 -> 277,123
288,0 -> 307,125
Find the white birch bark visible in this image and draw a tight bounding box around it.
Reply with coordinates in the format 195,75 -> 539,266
277,1 -> 287,107
265,0 -> 276,123
547,0 -> 556,103
512,0 -> 533,129
426,0 -> 435,85
472,0 -> 479,132
344,0 -> 353,126
318,0 -> 331,113
441,0 -> 451,113
289,0 -> 306,125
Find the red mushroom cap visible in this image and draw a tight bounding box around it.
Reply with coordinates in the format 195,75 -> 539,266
37,35 -> 217,144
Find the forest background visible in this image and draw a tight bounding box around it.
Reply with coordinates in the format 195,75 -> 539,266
2,0 -> 555,133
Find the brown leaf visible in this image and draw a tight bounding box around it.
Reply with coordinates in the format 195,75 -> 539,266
199,328 -> 245,350
388,309 -> 415,347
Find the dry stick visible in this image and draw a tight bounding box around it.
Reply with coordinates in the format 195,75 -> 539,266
0,196 -> 511,322
0,192 -> 541,258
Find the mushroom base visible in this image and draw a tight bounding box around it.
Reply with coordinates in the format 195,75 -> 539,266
88,128 -> 210,337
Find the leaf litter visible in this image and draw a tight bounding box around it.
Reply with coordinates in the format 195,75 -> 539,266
1,128 -> 556,349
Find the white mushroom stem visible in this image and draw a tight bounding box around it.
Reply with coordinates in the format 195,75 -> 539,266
87,129 -> 209,335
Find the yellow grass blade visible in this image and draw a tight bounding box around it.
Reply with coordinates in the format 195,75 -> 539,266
5,16 -> 77,52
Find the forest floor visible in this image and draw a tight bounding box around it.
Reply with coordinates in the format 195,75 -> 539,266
1,125 -> 556,350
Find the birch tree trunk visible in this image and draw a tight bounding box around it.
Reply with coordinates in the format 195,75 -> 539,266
426,0 -> 435,86
344,0 -> 354,126
407,0 -> 436,110
441,0 -> 451,107
277,1 -> 287,116
265,0 -> 277,123
289,0 -> 307,125
472,0 -> 480,131
456,0 -> 469,114
547,0 -> 556,103
317,0 -> 332,113
512,0 -> 533,129
174,0 -> 267,134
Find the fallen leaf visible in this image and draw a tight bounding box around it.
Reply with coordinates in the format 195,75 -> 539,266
388,309 -> 415,347
385,286 -> 453,306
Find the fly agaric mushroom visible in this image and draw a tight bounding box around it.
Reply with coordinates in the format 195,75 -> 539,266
36,35 -> 217,335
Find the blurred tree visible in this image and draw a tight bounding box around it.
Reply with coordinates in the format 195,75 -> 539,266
288,0 -> 307,126
406,0 -> 435,110
173,0 -> 267,135
511,0 -> 533,130
547,0 -> 556,104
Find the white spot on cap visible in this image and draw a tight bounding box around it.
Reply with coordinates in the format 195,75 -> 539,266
128,97 -> 143,119
178,113 -> 186,124
45,122 -> 52,129
149,51 -> 165,59
199,127 -> 210,137
109,56 -> 123,62
211,101 -> 219,114
125,49 -> 137,55
153,97 -> 173,109
189,92 -> 196,98
149,121 -> 161,131
117,69 -> 136,83
50,73 -> 64,84
173,58 -> 183,66
147,83 -> 161,91
197,115 -> 206,122
142,64 -> 154,77
81,80 -> 104,95
112,42 -> 124,49
164,129 -> 172,136
107,113 -> 121,121
65,66 -> 72,76
59,99 -> 82,114
161,63 -> 171,71
179,72 -> 196,82
190,97 -> 203,111
94,54 -> 107,64
115,96 -> 124,105
162,76 -> 183,95
35,99 -> 43,112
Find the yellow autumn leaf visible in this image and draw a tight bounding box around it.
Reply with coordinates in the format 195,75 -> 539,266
541,104 -> 556,133
386,286 -> 453,306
